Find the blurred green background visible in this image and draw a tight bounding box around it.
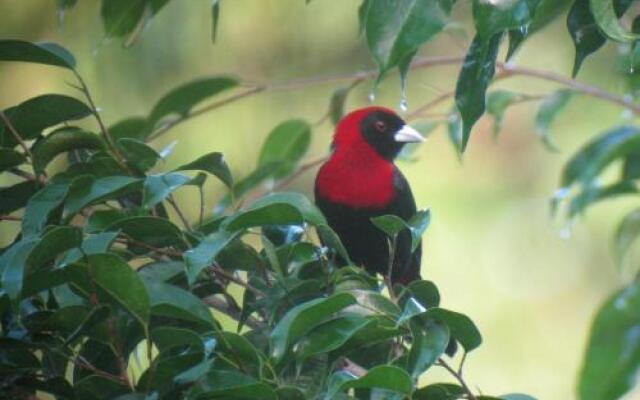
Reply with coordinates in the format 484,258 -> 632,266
1,1 -> 639,399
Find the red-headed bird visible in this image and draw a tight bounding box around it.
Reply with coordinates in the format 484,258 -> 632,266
315,106 -> 425,285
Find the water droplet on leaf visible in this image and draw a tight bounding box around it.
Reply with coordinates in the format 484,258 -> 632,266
368,91 -> 376,103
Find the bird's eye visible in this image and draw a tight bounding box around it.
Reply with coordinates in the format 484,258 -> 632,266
375,121 -> 387,132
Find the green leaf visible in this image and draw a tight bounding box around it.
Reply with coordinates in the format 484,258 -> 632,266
589,0 -> 639,42
364,0 -> 454,78
258,119 -> 311,178
270,292 -> 356,362
447,109 -> 464,154
211,0 -> 221,42
578,280 -> 640,400
151,326 -> 203,352
561,126 -> 640,187
371,214 -> 406,237
108,117 -> 148,141
473,0 -> 541,39
408,319 -> 450,379
1,95 -> 92,147
614,208 -> 640,267
455,33 -> 503,152
501,395 -> 537,400
535,89 -> 574,151
189,370 -> 277,400
425,308 -> 482,352
23,183 -> 69,237
567,0 -> 633,77
64,175 -> 141,217
142,172 -> 192,209
57,232 -> 119,267
101,0 -> 171,44
176,151 -> 233,187
0,238 -> 39,304
144,281 -> 216,328
27,225 -> 82,271
106,216 -> 185,248
69,254 -> 150,327
138,260 -> 185,283
568,181 -> 637,218
32,127 -> 104,173
0,148 -> 26,172
250,192 -> 327,226
224,203 -> 304,232
407,280 -> 440,308
148,76 -> 239,128
316,224 -> 352,263
0,181 -> 38,214
487,90 -> 522,136
0,40 -> 75,69
414,383 -> 465,400
294,316 -> 370,360
184,231 -> 239,284
327,365 -> 413,398
117,138 -> 161,171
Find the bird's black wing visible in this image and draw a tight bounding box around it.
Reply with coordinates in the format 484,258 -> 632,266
388,167 -> 422,284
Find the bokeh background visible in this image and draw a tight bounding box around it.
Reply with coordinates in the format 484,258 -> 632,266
1,1 -> 638,399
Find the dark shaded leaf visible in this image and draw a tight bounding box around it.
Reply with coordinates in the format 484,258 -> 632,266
270,292 -> 356,362
117,138 -> 161,171
327,365 -> 412,398
188,370 -> 277,400
144,280 -> 216,328
414,383 -> 465,400
294,316 -> 370,360
148,76 -> 238,128
455,33 -> 503,152
0,148 -> 26,172
57,232 -> 119,267
32,127 -> 104,173
27,225 -> 82,271
108,117 -> 148,141
0,181 -> 38,214
408,319 -> 450,379
0,39 -> 75,69
176,151 -> 233,187
211,0 -> 221,42
251,192 -> 327,226
23,183 -> 69,236
106,216 -> 185,248
578,280 -> 640,400
64,175 -> 141,217
1,94 -> 92,147
425,308 -> 482,352
473,0 -> 541,39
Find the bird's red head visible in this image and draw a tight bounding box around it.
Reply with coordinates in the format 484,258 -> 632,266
315,106 -> 423,208
332,106 -> 423,160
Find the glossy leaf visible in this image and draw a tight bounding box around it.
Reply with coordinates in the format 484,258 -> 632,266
327,365 -> 413,398
224,203 -> 304,231
270,292 -> 356,361
105,216 -> 185,248
101,0 -> 171,45
0,238 -> 38,303
108,117 -> 148,141
144,281 -> 216,328
590,0 -> 639,42
414,383 -> 465,400
142,172 -> 191,209
364,0 -> 454,77
0,39 -> 75,69
316,223 -> 352,262
535,89 -> 573,151
57,232 -> 119,267
371,214 -> 406,237
32,127 -> 104,173
258,119 -> 311,178
176,151 -> 233,187
117,138 -> 161,171
64,175 -> 141,217
578,280 -> 640,400
455,33 -> 503,152
1,94 -> 92,147
425,308 -> 482,352
148,76 -> 238,128
184,231 -> 239,284
251,192 -> 327,226
23,183 -> 69,237
294,316 -> 370,360
27,225 -> 82,271
561,126 -> 640,187
408,319 -> 450,379
0,148 -> 26,172
567,0 -> 633,77
473,0 -> 541,39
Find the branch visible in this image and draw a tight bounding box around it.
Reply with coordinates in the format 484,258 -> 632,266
0,215 -> 21,221
437,357 -> 477,400
202,295 -> 264,330
271,155 -> 328,192
0,111 -> 34,162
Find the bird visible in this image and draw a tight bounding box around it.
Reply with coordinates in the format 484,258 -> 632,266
314,106 -> 425,286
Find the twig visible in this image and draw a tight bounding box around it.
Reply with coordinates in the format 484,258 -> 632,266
0,111 -> 34,162
0,215 -> 21,221
147,86 -> 266,141
114,237 -> 182,257
167,194 -> 192,231
271,155 -> 328,192
8,168 -> 38,182
210,264 -> 262,296
438,357 -> 477,400
202,295 -> 264,329
72,70 -> 131,172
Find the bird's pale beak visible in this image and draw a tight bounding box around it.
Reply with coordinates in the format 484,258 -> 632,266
394,125 -> 425,143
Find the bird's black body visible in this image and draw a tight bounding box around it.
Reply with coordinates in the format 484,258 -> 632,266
315,167 -> 421,285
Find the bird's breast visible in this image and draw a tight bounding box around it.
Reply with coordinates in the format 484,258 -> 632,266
315,156 -> 395,208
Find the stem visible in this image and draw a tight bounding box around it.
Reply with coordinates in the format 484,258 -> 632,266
8,168 -> 39,182
167,194 -> 192,231
0,215 -> 21,221
72,70 -> 130,172
438,357 -> 477,400
0,111 -> 34,162
203,295 -> 264,329
210,264 -> 262,296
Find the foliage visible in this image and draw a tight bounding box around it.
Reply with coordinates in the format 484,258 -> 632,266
2,0 -> 640,399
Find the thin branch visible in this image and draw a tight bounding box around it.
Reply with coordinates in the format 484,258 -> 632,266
271,155 -> 328,192
202,295 -> 264,329
147,85 -> 266,141
0,111 -> 34,162
167,194 -> 192,231
438,357 -> 477,400
72,70 -> 130,172
0,215 -> 21,221
210,264 -> 262,296
8,168 -> 38,182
